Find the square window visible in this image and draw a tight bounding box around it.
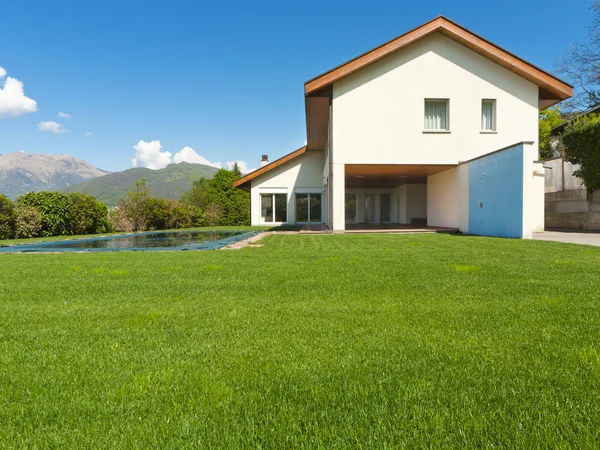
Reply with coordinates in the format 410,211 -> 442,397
424,99 -> 449,131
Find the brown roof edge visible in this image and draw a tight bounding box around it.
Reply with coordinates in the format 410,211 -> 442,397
304,16 -> 572,100
233,146 -> 308,188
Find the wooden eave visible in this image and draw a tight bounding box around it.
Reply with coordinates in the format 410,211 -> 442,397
304,16 -> 573,105
233,146 -> 308,188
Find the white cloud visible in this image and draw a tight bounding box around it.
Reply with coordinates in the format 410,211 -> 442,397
85,132 -> 93,136
131,141 -> 254,173
225,160 -> 256,174
37,121 -> 66,133
132,140 -> 172,170
58,112 -> 71,119
172,146 -> 223,169
0,67 -> 38,117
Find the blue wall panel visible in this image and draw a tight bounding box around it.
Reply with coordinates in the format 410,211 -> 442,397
468,144 -> 524,238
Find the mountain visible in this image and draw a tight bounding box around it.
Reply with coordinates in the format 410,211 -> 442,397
0,151 -> 109,199
64,162 -> 219,206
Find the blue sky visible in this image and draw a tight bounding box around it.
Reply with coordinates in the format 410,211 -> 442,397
0,0 -> 592,172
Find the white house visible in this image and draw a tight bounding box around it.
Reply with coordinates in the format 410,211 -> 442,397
234,16 -> 572,238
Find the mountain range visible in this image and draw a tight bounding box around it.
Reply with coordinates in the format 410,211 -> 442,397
64,162 -> 219,206
0,151 -> 108,199
0,151 -> 219,205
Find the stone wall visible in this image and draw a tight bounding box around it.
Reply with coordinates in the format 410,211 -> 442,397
545,189 -> 600,230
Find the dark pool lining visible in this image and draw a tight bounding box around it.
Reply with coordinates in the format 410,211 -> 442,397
0,230 -> 260,253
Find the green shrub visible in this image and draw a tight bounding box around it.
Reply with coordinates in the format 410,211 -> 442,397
0,194 -> 15,240
563,114 -> 600,190
204,169 -> 249,226
145,198 -> 170,231
13,205 -> 43,238
16,191 -> 73,236
169,202 -> 203,229
117,180 -> 151,231
69,192 -> 112,235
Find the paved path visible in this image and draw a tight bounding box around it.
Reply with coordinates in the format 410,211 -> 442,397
533,231 -> 600,247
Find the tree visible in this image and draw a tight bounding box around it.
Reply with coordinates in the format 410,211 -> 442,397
117,179 -> 151,231
558,1 -> 600,111
145,197 -> 170,230
563,114 -> 600,190
231,162 -> 242,179
204,169 -> 250,226
69,192 -> 112,235
0,194 -> 15,240
180,177 -> 210,209
16,191 -> 73,236
539,107 -> 564,159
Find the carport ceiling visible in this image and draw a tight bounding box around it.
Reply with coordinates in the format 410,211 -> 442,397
345,164 -> 456,188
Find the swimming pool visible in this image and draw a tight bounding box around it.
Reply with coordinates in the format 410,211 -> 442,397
0,230 -> 259,253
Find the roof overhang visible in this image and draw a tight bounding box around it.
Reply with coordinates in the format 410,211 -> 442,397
304,16 -> 573,149
233,146 -> 307,189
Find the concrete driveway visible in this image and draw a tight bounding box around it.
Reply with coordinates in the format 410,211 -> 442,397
533,230 -> 600,247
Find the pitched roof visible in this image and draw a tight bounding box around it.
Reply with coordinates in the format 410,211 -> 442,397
304,16 -> 572,106
233,146 -> 307,188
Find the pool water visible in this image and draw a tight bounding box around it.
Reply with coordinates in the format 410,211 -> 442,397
0,230 -> 257,253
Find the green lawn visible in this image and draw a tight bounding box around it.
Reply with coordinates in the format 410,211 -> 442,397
1,233 -> 599,448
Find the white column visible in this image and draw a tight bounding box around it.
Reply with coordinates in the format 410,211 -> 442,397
332,163 -> 345,232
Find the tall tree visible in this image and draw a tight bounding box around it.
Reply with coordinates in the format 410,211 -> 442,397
231,162 -> 242,179
204,169 -> 250,226
118,179 -> 151,231
558,0 -> 600,111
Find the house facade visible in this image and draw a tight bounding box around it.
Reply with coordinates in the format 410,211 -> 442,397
235,17 -> 572,238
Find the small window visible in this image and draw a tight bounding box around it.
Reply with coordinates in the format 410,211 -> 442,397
424,99 -> 449,131
481,99 -> 496,131
261,193 -> 287,223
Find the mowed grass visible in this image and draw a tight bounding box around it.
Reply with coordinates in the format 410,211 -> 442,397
1,233 -> 600,448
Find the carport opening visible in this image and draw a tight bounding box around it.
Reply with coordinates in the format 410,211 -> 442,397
344,164 -> 455,228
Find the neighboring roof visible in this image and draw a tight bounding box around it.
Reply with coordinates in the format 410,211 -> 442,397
304,16 -> 572,106
552,104 -> 600,134
233,146 -> 307,188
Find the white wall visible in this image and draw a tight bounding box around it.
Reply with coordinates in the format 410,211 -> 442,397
427,165 -> 469,231
522,143 -> 545,236
331,32 -> 539,166
250,151 -> 326,225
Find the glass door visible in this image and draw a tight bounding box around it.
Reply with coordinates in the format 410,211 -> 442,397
295,193 -> 322,223
364,194 -> 376,223
380,194 -> 391,223
345,193 -> 357,223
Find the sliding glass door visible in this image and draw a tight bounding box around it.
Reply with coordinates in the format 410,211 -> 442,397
345,193 -> 357,223
380,194 -> 391,223
261,193 -> 287,223
295,193 -> 322,223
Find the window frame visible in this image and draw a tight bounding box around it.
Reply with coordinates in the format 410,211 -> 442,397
260,192 -> 288,224
423,98 -> 450,133
294,191 -> 323,224
481,99 -> 497,133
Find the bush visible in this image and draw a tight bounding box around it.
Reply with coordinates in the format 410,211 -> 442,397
563,114 -> 600,190
16,191 -> 73,236
169,202 -> 203,229
204,169 -> 250,226
0,194 -> 15,240
145,198 -> 170,231
117,180 -> 151,231
109,207 -> 134,232
69,192 -> 112,235
13,205 -> 43,238
203,204 -> 222,226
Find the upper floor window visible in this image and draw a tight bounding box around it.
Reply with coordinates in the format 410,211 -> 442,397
481,99 -> 496,131
424,99 -> 449,131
